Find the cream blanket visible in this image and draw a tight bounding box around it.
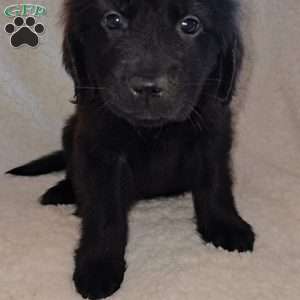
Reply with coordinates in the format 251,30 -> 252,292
0,0 -> 300,299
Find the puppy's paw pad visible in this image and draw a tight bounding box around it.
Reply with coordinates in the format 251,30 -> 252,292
5,23 -> 15,34
73,260 -> 125,299
199,217 -> 255,252
5,16 -> 45,48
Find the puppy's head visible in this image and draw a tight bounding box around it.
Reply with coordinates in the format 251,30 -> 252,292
63,0 -> 242,127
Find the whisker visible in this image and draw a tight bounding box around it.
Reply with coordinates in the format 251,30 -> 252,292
188,115 -> 197,131
75,86 -> 108,91
191,114 -> 203,132
194,108 -> 208,130
185,103 -> 206,132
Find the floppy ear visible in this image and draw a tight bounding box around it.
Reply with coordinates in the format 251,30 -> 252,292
208,33 -> 243,105
62,32 -> 91,102
63,27 -> 94,103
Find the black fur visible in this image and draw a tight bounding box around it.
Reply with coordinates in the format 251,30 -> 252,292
6,151 -> 65,176
7,0 -> 255,299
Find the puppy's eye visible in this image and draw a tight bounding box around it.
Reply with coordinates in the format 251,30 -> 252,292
179,16 -> 203,35
102,11 -> 128,30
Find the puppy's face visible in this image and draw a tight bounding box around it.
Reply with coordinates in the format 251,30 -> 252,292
64,0 -> 241,127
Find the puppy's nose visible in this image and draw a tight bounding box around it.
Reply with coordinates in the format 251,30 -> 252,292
129,76 -> 166,98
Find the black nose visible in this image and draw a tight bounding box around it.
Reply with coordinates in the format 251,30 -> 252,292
129,76 -> 166,98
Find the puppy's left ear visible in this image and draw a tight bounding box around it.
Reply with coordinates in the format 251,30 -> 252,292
209,33 -> 243,105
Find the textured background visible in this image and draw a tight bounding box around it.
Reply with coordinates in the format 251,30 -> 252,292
0,0 -> 300,299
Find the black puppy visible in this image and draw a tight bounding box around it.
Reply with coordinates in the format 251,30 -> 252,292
7,0 -> 255,299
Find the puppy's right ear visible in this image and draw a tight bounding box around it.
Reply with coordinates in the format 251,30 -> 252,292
62,31 -> 89,101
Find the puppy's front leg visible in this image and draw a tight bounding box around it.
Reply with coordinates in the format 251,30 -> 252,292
72,149 -> 132,299
192,136 -> 255,252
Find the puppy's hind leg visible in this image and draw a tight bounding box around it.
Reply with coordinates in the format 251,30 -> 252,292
40,179 -> 75,206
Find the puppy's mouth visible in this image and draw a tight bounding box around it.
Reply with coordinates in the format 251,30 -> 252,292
132,114 -> 169,127
107,102 -> 177,127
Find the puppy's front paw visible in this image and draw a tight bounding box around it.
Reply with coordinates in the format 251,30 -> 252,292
199,216 -> 255,252
73,259 -> 126,299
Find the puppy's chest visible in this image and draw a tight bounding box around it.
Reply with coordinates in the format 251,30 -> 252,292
128,138 -> 196,198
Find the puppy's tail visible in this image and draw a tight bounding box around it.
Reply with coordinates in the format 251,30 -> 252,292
6,151 -> 65,176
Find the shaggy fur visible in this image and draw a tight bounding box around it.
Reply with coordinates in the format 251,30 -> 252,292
7,0 -> 255,299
